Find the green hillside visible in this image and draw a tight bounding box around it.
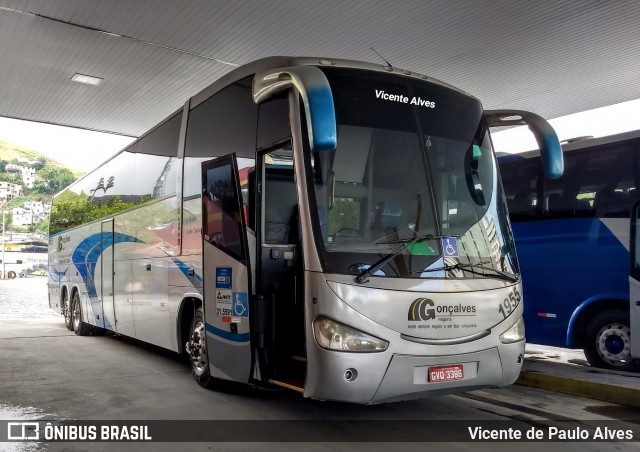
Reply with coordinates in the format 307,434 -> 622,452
0,139 -> 84,235
0,140 -> 83,178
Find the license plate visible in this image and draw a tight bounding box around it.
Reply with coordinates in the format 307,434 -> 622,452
428,364 -> 464,382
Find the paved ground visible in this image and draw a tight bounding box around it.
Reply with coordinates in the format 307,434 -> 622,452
0,277 -> 54,318
525,344 -> 588,366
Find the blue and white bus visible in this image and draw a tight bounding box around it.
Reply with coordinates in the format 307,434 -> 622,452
48,56 -> 563,403
499,130 -> 640,371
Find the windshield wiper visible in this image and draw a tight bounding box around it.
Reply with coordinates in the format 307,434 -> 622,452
416,261 -> 519,283
376,233 -> 459,245
355,234 -> 456,284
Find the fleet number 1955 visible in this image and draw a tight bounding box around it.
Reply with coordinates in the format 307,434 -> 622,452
498,288 -> 521,319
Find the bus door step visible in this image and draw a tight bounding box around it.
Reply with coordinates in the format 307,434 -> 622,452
268,378 -> 304,393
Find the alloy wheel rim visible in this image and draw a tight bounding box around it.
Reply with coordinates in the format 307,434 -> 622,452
596,322 -> 631,366
73,301 -> 80,330
190,321 -> 207,376
64,301 -> 71,325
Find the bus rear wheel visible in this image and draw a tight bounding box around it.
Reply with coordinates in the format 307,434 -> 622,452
63,293 -> 73,331
583,309 -> 640,372
72,292 -> 91,336
187,306 -> 216,389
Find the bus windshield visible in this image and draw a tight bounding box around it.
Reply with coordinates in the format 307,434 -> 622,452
306,67 -> 517,280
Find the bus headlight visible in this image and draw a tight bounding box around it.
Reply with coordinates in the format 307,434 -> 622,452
313,318 -> 388,352
499,317 -> 525,344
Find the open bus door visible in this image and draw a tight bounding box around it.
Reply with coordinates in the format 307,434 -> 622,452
630,201 -> 640,359
200,154 -> 253,383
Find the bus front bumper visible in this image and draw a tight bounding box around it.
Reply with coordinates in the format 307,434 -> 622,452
303,340 -> 525,404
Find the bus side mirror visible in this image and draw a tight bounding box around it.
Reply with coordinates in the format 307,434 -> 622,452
253,66 -> 337,152
485,109 -> 563,179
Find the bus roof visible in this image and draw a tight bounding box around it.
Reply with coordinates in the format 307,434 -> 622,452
499,128 -> 640,161
190,56 -> 475,109
58,56 -> 480,198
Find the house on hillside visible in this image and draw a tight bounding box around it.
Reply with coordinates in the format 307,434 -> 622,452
0,181 -> 23,203
12,207 -> 33,226
10,201 -> 50,226
5,163 -> 36,188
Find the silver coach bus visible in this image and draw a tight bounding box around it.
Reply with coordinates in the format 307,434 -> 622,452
48,57 -> 563,404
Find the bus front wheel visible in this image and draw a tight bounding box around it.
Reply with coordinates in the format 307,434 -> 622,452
187,306 -> 216,389
583,309 -> 640,372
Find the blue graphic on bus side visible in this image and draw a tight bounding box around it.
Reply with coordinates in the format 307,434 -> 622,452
49,267 -> 68,283
71,232 -> 142,330
72,232 -> 142,299
205,323 -> 250,342
216,267 -> 232,288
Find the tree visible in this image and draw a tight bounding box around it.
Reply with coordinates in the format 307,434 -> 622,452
34,219 -> 49,235
38,165 -> 77,194
0,172 -> 22,184
33,157 -> 46,172
1,209 -> 12,231
32,181 -> 50,195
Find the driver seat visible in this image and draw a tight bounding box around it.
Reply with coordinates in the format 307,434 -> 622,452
375,201 -> 403,235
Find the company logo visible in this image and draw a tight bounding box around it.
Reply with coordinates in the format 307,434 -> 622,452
408,298 -> 478,321
56,235 -> 70,252
7,422 -> 39,440
408,298 -> 435,321
6,421 -> 152,441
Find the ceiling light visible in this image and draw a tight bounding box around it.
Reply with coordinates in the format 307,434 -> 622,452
71,73 -> 103,86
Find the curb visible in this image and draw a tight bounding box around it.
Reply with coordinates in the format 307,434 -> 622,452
517,369 -> 640,409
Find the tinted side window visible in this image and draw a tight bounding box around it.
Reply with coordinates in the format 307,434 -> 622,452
184,77 -> 258,197
50,113 -> 182,234
203,161 -> 245,261
257,96 -> 290,150
544,141 -> 638,219
633,203 -> 640,280
50,152 -> 137,234
136,112 -> 182,157
500,156 -> 540,221
133,112 -> 181,199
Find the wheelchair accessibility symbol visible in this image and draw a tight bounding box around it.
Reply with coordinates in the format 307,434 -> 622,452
233,292 -> 249,317
442,237 -> 459,258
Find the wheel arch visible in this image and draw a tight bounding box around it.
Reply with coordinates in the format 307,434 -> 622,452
60,284 -> 70,304
177,294 -> 203,353
568,294 -> 629,349
69,285 -> 84,321
69,285 -> 82,302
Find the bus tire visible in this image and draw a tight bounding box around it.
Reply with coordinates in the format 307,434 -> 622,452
7,271 -> 16,279
188,306 -> 216,389
71,292 -> 91,336
583,309 -> 640,372
63,292 -> 73,331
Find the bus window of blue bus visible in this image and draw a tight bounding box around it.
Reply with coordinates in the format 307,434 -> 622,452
499,131 -> 640,372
